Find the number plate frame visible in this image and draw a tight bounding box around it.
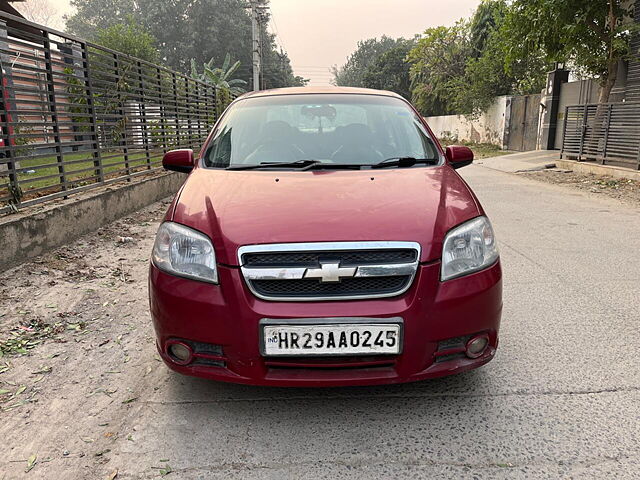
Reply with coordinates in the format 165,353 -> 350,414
259,317 -> 403,357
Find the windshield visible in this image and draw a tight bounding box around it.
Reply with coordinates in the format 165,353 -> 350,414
202,94 -> 441,169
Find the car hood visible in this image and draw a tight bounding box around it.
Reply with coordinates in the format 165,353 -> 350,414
171,166 -> 481,265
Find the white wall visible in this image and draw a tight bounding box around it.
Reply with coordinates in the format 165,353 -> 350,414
424,96 -> 509,148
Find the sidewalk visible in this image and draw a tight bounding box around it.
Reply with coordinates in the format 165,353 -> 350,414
478,149 -> 640,181
475,150 -> 560,173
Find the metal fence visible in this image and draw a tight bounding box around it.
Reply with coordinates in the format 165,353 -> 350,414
0,11 -> 234,213
561,102 -> 640,170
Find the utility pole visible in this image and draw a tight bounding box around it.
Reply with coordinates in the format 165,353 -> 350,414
250,1 -> 260,91
248,1 -> 268,91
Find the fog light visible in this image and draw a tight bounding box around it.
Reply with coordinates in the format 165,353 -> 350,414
465,334 -> 489,359
167,341 -> 193,365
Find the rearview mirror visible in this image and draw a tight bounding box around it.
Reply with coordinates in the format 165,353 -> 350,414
301,105 -> 337,120
445,145 -> 474,169
163,149 -> 195,173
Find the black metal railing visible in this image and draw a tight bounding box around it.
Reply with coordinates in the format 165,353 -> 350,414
561,102 -> 640,170
0,11 -> 235,213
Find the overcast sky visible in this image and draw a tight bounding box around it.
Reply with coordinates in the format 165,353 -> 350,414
269,0 -> 480,85
41,0 -> 481,85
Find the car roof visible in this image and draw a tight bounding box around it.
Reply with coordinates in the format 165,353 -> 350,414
234,86 -> 405,101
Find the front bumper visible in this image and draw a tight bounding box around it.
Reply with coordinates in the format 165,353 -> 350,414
149,260 -> 502,387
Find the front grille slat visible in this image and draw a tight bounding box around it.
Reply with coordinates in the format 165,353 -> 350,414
252,276 -> 410,298
265,356 -> 397,370
238,242 -> 420,301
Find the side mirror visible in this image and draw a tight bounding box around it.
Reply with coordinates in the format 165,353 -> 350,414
162,149 -> 195,173
445,145 -> 474,169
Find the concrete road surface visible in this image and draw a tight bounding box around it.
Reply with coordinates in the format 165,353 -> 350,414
0,163 -> 639,479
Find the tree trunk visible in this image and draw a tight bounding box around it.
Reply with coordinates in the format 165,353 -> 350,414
584,1 -> 619,162
598,0 -> 621,104
598,58 -> 619,105
586,60 -> 618,162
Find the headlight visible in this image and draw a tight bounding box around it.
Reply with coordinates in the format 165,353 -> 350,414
441,216 -> 499,281
152,222 -> 218,283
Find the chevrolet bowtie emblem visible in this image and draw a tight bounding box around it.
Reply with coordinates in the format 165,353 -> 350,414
304,262 -> 357,283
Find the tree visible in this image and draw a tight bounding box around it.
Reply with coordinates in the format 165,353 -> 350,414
468,0 -> 506,57
65,0 -> 302,89
94,19 -> 160,63
407,23 -> 471,115
14,0 -> 62,29
503,0 -> 633,104
259,33 -> 309,88
456,0 -> 547,115
66,0 -> 136,38
332,36 -> 406,87
361,40 -> 415,100
191,54 -> 247,95
67,0 -> 251,73
406,2 -> 548,116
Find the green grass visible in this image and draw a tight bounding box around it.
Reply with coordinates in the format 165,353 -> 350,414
15,150 -> 160,192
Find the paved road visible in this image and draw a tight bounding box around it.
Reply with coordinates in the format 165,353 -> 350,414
1,163 -> 639,479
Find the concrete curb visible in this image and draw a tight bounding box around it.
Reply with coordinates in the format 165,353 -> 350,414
556,159 -> 640,181
0,172 -> 185,272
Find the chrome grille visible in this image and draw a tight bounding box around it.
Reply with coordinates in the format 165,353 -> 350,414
242,250 -> 418,267
238,242 -> 421,301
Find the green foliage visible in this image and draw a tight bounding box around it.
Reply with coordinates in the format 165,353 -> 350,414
13,121 -> 35,157
216,87 -> 233,118
149,121 -> 177,148
190,53 -> 247,95
332,36 -> 407,87
407,23 -> 471,116
438,138 -> 510,159
456,1 -> 547,115
503,0 -> 633,102
190,54 -> 244,118
66,0 -> 136,38
406,1 -> 548,116
335,6 -> 544,115
94,17 -> 160,63
334,1 -> 547,116
361,40 -> 415,100
63,67 -> 90,134
66,0 -> 302,89
468,0 -> 506,57
6,122 -> 34,206
262,48 -> 309,88
342,0 -> 632,115
0,318 -> 67,357
63,62 -> 133,146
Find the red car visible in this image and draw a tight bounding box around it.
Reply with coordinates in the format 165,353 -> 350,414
149,87 -> 502,387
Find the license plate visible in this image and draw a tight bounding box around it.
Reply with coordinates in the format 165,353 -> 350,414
262,322 -> 401,356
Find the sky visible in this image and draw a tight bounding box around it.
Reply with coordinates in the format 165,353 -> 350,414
268,0 -> 481,85
34,0 -> 481,85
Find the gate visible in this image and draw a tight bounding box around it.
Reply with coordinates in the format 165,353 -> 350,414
507,94 -> 541,151
561,103 -> 640,170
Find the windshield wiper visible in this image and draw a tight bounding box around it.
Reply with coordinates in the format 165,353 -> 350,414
225,157 -> 436,171
371,157 -> 440,169
225,160 -> 321,171
300,162 -> 365,171
226,160 -> 367,171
